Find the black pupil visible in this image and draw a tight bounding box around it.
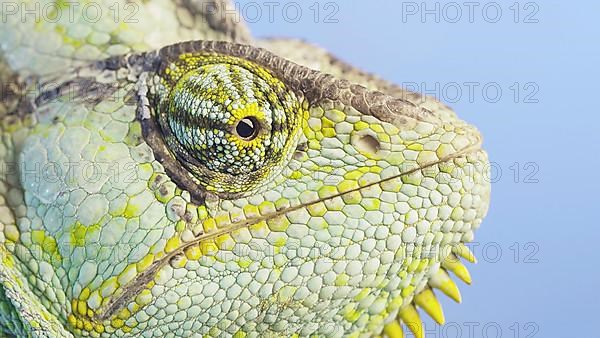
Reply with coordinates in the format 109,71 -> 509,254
236,117 -> 258,139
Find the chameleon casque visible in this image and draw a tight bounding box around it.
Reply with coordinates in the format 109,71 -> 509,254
0,0 -> 491,337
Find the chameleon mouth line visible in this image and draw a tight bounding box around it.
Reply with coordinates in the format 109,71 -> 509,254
95,142 -> 483,321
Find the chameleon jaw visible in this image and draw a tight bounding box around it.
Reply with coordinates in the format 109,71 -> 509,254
91,143 -> 484,326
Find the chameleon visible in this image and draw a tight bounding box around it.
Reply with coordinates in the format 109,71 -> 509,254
0,0 -> 491,337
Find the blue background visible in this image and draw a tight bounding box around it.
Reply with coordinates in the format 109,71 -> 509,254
243,0 -> 599,337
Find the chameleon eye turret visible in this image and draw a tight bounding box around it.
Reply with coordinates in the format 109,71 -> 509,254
152,54 -> 305,197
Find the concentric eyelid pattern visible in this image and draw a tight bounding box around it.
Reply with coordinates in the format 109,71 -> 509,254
152,53 -> 306,196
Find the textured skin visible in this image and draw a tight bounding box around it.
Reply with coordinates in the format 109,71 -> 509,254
0,1 -> 491,337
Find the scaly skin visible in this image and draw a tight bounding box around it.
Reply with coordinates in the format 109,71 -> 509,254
0,1 -> 490,337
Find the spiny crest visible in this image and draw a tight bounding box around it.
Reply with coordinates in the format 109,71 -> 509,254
384,244 -> 477,338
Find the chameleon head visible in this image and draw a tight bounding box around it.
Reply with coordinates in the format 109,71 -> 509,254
8,41 -> 490,336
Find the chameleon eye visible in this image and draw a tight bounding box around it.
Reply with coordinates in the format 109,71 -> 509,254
147,53 -> 304,198
235,116 -> 260,140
